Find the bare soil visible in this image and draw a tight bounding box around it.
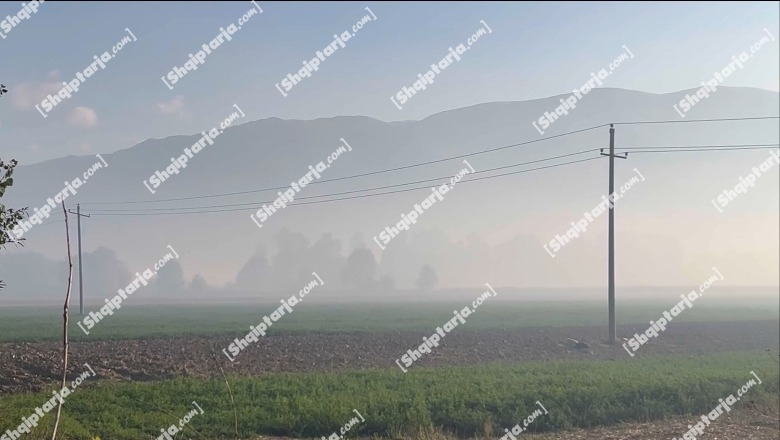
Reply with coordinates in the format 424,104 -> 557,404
1,320 -> 777,395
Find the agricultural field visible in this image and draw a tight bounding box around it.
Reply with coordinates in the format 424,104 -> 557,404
3,1 -> 780,438
1,300 -> 778,439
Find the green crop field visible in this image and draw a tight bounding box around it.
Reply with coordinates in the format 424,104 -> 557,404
2,299 -> 778,439
0,299 -> 777,342
0,351 -> 777,440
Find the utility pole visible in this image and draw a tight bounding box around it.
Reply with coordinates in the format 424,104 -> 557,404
600,125 -> 627,344
68,204 -> 90,315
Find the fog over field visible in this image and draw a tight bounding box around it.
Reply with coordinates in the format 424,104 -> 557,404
1,2 -> 778,440
2,88 -> 778,301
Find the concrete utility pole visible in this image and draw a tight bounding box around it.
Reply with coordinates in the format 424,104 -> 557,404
600,125 -> 627,344
68,204 -> 90,315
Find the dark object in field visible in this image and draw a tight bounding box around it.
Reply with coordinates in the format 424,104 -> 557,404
565,338 -> 590,349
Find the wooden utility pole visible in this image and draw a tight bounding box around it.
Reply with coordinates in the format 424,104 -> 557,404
68,204 -> 90,315
600,125 -> 627,344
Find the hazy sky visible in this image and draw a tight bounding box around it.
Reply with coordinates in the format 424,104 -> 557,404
1,1 -> 778,164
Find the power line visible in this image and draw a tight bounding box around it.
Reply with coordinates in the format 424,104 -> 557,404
88,149 -> 602,213
615,143 -> 779,150
618,145 -> 779,153
89,156 -> 606,216
82,124 -> 613,206
80,116 -> 780,206
86,143 -> 780,214
612,116 -> 779,126
81,115 -> 779,207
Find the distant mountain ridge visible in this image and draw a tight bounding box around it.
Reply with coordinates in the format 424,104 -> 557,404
3,87 -> 778,290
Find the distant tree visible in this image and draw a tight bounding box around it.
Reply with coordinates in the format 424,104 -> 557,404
0,251 -> 70,296
309,233 -> 346,290
189,274 -> 209,294
341,247 -> 377,290
235,247 -> 270,291
0,158 -> 29,290
416,264 -> 438,292
154,260 -> 185,294
80,247 -> 132,296
270,229 -> 311,289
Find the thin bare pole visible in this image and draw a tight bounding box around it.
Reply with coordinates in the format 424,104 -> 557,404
51,202 -> 73,440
